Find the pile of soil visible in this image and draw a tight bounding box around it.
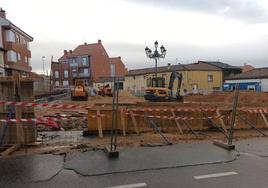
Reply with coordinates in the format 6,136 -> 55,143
184,91 -> 268,107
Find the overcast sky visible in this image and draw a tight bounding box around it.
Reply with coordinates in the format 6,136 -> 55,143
2,0 -> 268,73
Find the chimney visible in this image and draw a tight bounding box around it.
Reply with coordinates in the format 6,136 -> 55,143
98,39 -> 101,44
84,42 -> 87,45
118,56 -> 121,60
69,50 -> 72,54
64,50 -> 67,55
0,8 -> 6,19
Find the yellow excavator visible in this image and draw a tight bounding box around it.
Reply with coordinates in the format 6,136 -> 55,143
71,79 -> 88,101
144,71 -> 183,102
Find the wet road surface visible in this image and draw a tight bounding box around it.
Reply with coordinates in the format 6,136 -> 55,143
1,138 -> 268,188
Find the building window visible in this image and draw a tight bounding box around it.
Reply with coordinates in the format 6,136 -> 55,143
64,70 -> 68,78
84,68 -> 89,74
54,71 -> 59,78
17,53 -> 21,61
6,30 -> 15,42
63,80 -> 69,86
15,34 -> 20,43
0,53 -> 3,66
81,57 -> 88,66
25,56 -> 28,63
7,50 -> 17,62
208,75 -> 213,82
72,58 -> 76,63
110,64 -> 115,77
147,77 -> 152,87
55,81 -> 59,86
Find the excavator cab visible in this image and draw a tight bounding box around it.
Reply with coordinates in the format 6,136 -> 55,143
144,72 -> 183,102
151,77 -> 165,88
144,77 -> 170,101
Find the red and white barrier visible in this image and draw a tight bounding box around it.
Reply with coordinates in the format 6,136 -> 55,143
0,101 -> 93,109
0,116 -> 82,128
127,108 -> 216,113
241,109 -> 268,114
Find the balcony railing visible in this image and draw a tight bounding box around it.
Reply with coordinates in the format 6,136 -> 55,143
72,72 -> 90,78
70,62 -> 78,67
78,72 -> 90,77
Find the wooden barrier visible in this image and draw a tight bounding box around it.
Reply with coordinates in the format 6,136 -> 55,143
87,103 -> 268,137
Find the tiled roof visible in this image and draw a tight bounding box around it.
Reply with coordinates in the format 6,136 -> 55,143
242,64 -> 255,72
226,67 -> 268,80
127,62 -> 221,76
198,61 -> 241,70
58,41 -> 109,61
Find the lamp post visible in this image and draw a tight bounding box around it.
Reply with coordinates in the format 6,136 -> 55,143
42,56 -> 45,75
145,41 -> 166,83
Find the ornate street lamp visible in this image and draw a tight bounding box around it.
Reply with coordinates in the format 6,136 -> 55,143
145,41 -> 166,80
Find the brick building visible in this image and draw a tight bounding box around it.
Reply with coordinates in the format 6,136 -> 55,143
51,40 -> 127,89
0,8 -> 33,76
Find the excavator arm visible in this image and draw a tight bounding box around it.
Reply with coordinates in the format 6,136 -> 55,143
168,71 -> 183,100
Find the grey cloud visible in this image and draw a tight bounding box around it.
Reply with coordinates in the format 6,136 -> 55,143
126,0 -> 268,23
30,40 -> 76,73
105,41 -> 268,69
30,40 -> 268,73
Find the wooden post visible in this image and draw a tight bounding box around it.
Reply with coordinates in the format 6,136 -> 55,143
14,76 -> 25,144
96,110 -> 103,138
216,109 -> 227,133
15,106 -> 25,144
120,110 -> 126,136
171,111 -> 183,134
130,110 -> 139,135
260,112 -> 268,128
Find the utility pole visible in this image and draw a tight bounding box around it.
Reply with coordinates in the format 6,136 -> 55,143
42,56 -> 45,75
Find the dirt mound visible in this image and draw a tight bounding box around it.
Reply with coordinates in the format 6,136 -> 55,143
184,91 -> 268,107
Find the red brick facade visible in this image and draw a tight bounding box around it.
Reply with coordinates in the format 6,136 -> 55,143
109,56 -> 128,78
51,40 -> 128,88
0,8 -> 33,76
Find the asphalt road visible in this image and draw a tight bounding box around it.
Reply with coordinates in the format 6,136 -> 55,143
1,138 -> 268,188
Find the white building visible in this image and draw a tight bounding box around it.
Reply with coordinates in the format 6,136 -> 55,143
224,68 -> 268,92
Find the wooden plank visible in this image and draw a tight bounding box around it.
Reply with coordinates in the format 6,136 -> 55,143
171,111 -> 183,134
120,110 -> 126,136
216,110 -> 227,133
96,110 -> 103,138
130,111 -> 139,135
15,106 -> 25,144
1,144 -> 21,156
260,112 -> 268,128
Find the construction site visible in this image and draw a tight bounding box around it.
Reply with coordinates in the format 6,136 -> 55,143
2,2 -> 268,187
1,74 -> 268,157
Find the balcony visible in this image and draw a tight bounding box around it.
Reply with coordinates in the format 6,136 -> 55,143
78,72 -> 90,77
4,42 -> 31,57
70,62 -> 78,67
72,72 -> 90,78
72,73 -> 77,78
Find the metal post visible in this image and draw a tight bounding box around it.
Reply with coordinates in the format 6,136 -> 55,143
228,83 -> 239,145
155,58 -> 158,87
155,58 -> 158,79
114,77 -> 119,151
105,76 -> 119,158
110,76 -> 116,151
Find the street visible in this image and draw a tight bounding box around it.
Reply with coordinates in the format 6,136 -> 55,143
1,137 -> 268,188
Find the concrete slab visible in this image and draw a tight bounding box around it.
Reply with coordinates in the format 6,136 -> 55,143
64,141 -> 237,176
0,154 -> 63,185
235,138 -> 268,157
